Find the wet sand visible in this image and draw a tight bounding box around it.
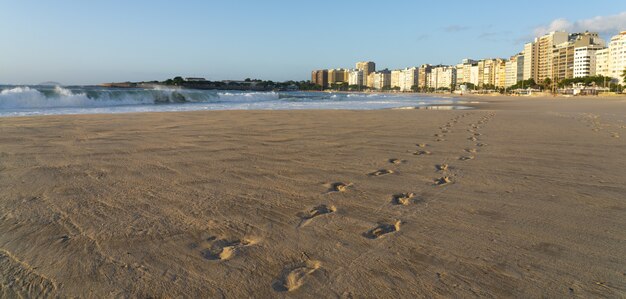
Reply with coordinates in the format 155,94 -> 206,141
1,96 -> 625,297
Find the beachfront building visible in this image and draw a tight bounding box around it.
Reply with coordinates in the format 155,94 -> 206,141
391,70 -> 402,89
356,61 -> 376,86
505,53 -> 524,87
428,66 -> 456,90
550,32 -> 605,82
348,69 -> 364,86
455,59 -> 478,87
494,59 -> 507,89
608,31 -> 626,84
477,59 -> 499,88
311,69 -> 328,88
396,67 -> 419,91
537,31 -> 569,82
368,69 -> 391,90
328,69 -> 348,84
523,41 -> 539,80
595,48 -> 611,78
573,45 -> 605,78
418,64 -> 432,89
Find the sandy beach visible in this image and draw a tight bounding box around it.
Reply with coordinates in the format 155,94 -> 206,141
1,95 -> 625,297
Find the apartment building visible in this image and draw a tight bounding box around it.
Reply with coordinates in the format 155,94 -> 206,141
494,59 -> 507,88
608,31 -> 626,84
595,48 -> 611,78
551,32 -> 605,82
356,61 -> 376,86
537,31 -> 569,82
523,41 -> 539,80
418,64 -> 432,88
311,70 -> 328,88
328,69 -> 348,84
397,67 -> 419,91
505,54 -> 524,87
428,66 -> 456,90
348,69 -> 364,86
573,45 -> 605,78
368,69 -> 391,90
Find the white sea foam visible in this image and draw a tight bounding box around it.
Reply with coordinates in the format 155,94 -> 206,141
0,86 -> 466,117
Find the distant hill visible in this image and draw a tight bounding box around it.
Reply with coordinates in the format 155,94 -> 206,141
38,81 -> 63,86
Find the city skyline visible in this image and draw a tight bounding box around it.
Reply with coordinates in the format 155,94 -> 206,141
1,0 -> 626,85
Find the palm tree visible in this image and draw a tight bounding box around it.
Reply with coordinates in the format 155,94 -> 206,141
622,68 -> 626,84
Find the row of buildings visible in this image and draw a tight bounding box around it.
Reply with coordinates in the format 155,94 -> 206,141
311,30 -> 626,91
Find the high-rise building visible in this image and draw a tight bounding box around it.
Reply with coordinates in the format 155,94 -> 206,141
505,54 -> 524,87
523,41 -> 539,80
328,69 -> 347,84
348,69 -> 364,86
455,59 -> 477,87
311,70 -> 328,88
356,61 -> 376,86
537,31 -> 569,82
551,32 -> 605,82
477,59 -> 499,87
396,67 -> 419,91
494,59 -> 507,88
368,69 -> 391,90
391,70 -> 402,89
418,64 -> 432,88
428,66 -> 456,90
595,48 -> 611,78
574,45 -> 605,78
608,31 -> 626,84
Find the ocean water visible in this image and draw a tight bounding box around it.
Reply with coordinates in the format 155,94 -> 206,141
0,85 -> 471,117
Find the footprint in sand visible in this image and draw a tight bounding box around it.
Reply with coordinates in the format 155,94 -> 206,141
473,132 -> 482,136
327,182 -> 351,193
389,158 -> 403,164
434,134 -> 445,138
459,156 -> 475,161
413,150 -> 432,156
465,148 -> 477,153
392,193 -> 416,205
193,237 -> 257,261
468,136 -> 477,141
416,143 -> 428,148
611,132 -> 620,138
368,169 -> 394,176
273,260 -> 321,292
476,143 -> 487,147
434,176 -> 452,186
363,221 -> 402,239
298,205 -> 336,227
436,164 -> 448,171
436,138 -> 445,142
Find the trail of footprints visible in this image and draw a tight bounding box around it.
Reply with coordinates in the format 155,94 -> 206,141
202,111 -> 498,292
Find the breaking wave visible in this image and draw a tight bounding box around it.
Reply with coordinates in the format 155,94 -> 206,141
0,86 -> 280,109
0,85 -> 466,117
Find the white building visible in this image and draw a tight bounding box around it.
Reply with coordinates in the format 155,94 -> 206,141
573,45 -> 605,78
505,54 -> 524,87
369,70 -> 391,90
428,66 -> 457,90
397,67 -> 419,91
391,70 -> 402,89
596,48 -> 610,78
608,31 -> 626,84
348,69 -> 364,86
469,65 -> 480,86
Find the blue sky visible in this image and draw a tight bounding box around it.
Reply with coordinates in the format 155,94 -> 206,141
1,0 -> 626,85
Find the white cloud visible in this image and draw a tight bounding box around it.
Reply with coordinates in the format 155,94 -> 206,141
533,12 -> 626,37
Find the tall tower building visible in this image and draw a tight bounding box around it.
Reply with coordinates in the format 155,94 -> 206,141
536,31 -> 569,82
356,61 -> 376,86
